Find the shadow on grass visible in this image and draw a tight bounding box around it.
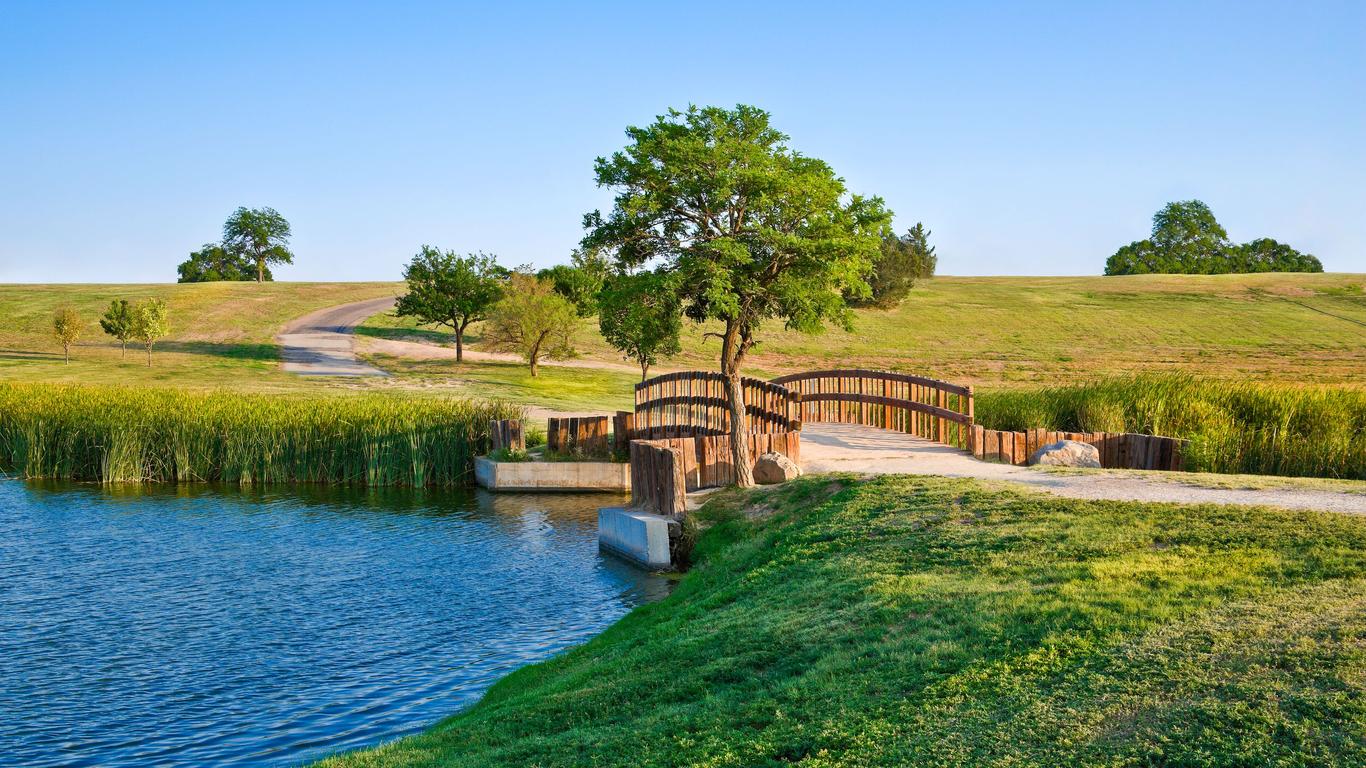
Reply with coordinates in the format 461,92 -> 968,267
354,325 -> 456,345
150,341 -> 280,362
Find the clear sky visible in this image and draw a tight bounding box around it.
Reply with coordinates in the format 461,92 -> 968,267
2,0 -> 1363,282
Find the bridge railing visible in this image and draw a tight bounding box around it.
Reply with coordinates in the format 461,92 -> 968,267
631,371 -> 801,440
770,369 -> 974,450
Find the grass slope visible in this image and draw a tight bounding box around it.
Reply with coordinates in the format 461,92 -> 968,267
361,273 -> 1366,390
0,282 -> 399,390
318,475 -> 1366,767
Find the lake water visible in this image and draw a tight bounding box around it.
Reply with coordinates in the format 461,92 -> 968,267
0,480 -> 668,767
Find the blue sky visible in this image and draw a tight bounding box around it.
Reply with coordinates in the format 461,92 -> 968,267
2,0 -> 1363,281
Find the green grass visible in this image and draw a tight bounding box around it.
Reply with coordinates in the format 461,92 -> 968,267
317,474 -> 1366,767
976,375 -> 1366,479
0,382 -> 522,485
360,354 -> 640,413
361,272 -> 1366,390
0,281 -> 399,391
1032,466 -> 1366,495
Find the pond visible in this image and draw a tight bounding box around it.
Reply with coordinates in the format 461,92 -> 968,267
0,480 -> 669,767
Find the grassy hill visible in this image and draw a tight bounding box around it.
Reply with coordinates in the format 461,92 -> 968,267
1,274 -> 1361,404
316,475 -> 1366,767
0,282 -> 399,390
361,272 -> 1366,390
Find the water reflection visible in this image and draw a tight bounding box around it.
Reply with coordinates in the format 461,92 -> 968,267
0,480 -> 669,767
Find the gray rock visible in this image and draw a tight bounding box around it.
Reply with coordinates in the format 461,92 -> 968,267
754,452 -> 803,484
1029,439 -> 1102,468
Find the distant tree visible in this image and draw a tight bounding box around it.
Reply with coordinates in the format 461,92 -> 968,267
583,104 -> 891,486
394,247 -> 505,362
1231,238 -> 1323,273
177,243 -> 266,283
130,298 -> 169,367
222,207 -> 293,283
538,249 -> 612,317
598,272 -> 682,381
1106,201 -> 1317,275
99,299 -> 135,357
855,222 -> 937,308
482,273 -> 577,376
52,307 -> 82,363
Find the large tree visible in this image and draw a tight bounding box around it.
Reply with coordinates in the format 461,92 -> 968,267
538,248 -> 611,317
394,247 -> 505,362
222,206 -> 293,283
598,271 -> 682,381
583,105 -> 891,486
1105,200 -> 1318,275
482,272 -> 577,377
99,299 -> 135,357
177,243 -> 267,282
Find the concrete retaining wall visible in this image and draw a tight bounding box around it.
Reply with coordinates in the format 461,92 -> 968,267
597,506 -> 675,569
474,457 -> 630,492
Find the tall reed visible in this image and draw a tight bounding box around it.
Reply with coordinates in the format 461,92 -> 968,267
0,383 -> 525,486
974,375 -> 1366,479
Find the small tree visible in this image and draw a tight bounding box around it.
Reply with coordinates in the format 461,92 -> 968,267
222,206 -> 293,283
130,299 -> 169,367
584,105 -> 890,485
598,272 -> 682,381
99,299 -> 135,357
483,273 -> 577,376
52,307 -> 82,363
855,223 -> 937,308
394,247 -> 505,362
538,249 -> 612,317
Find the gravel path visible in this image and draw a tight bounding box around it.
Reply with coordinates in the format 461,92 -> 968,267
802,423 -> 1366,515
277,297 -> 396,376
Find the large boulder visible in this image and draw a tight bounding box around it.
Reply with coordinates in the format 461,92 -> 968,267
1029,439 -> 1102,468
754,452 -> 803,484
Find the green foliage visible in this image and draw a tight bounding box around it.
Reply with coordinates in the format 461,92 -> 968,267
130,298 -> 170,367
488,446 -> 531,462
583,103 -> 891,483
317,474 -> 1366,767
482,273 -> 577,376
222,206 -> 294,283
1106,200 -> 1321,275
597,271 -> 682,380
975,374 -> 1366,478
854,222 -> 937,308
0,383 -> 523,484
98,299 -> 135,356
176,243 -> 268,283
538,249 -> 611,317
51,307 -> 81,363
394,247 -> 505,361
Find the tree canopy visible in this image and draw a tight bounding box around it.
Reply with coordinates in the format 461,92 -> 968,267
482,272 -> 577,377
222,206 -> 293,283
598,271 -> 682,381
1106,201 -> 1321,275
583,104 -> 891,485
853,223 -> 937,308
177,243 -> 269,283
52,307 -> 81,363
99,299 -> 135,356
538,249 -> 611,317
394,248 -> 505,362
131,298 -> 169,367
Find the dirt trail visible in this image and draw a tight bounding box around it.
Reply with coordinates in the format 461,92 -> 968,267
801,423 -> 1366,515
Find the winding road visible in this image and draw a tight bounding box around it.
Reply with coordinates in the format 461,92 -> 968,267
277,297 -> 396,376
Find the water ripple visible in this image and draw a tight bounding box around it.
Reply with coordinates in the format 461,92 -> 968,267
0,481 -> 669,767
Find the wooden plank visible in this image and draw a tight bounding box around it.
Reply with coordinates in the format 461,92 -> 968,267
1013,432 -> 1027,466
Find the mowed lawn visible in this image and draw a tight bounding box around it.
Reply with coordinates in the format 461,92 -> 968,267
317,475 -> 1366,767
0,282 -> 400,391
1,273 -> 1361,405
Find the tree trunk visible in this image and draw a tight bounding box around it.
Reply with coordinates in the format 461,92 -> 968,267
454,327 -> 465,362
257,258 -> 264,283
146,343 -> 152,367
720,318 -> 754,487
63,344 -> 69,364
640,360 -> 649,382
120,340 -> 126,358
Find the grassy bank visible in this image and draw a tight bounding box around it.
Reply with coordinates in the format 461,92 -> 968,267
0,383 -> 522,485
976,375 -> 1366,479
319,475 -> 1366,767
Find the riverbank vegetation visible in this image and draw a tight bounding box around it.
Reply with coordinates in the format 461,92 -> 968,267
318,474 -> 1366,767
0,383 -> 521,485
976,375 -> 1366,479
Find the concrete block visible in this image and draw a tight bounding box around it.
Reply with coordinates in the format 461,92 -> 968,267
598,506 -> 673,569
474,457 -> 630,492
